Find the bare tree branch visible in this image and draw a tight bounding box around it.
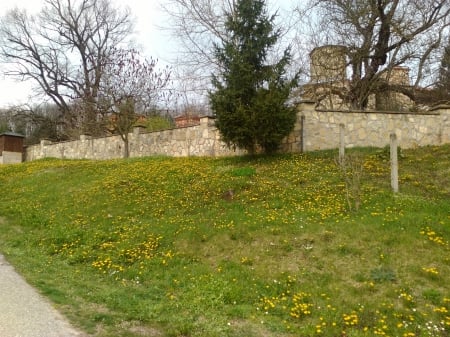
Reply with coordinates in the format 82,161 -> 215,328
0,0 -> 134,135
159,0 -> 299,102
99,48 -> 172,158
297,0 -> 450,109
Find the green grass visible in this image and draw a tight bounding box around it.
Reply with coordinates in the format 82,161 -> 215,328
0,145 -> 449,337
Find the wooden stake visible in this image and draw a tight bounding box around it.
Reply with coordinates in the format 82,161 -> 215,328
390,133 -> 399,193
339,123 -> 345,164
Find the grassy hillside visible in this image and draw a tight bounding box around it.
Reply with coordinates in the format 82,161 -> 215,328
0,145 -> 449,337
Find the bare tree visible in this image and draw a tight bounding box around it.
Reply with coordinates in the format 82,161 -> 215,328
0,0 -> 134,135
158,0 -> 235,102
0,103 -> 64,143
160,0 -> 235,67
99,48 -> 172,158
297,0 -> 450,110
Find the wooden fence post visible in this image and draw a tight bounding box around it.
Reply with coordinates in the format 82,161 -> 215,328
300,115 -> 305,153
339,123 -> 345,164
390,133 -> 399,193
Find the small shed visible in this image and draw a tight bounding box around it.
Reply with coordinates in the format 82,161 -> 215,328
0,132 -> 25,164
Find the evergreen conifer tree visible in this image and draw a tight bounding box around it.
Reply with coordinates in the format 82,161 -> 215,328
209,0 -> 298,154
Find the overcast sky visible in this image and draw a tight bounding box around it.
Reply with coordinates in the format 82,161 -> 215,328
0,0 -> 293,108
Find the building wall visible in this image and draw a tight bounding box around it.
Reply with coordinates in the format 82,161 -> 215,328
0,151 -> 23,164
174,115 -> 201,128
0,134 -> 24,154
310,45 -> 347,83
24,106 -> 450,162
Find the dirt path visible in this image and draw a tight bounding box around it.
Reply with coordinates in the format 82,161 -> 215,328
0,254 -> 88,337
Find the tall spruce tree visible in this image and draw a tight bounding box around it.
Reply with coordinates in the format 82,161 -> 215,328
209,0 -> 298,154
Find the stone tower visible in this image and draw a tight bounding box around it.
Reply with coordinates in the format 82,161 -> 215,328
310,45 -> 347,83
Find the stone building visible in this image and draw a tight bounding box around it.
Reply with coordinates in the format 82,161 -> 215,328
302,45 -> 350,110
303,45 -> 415,111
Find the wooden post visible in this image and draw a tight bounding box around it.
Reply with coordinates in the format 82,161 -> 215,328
300,115 -> 305,153
339,123 -> 345,164
390,133 -> 399,193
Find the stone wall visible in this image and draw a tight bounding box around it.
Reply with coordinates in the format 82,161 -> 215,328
0,151 -> 23,164
297,102 -> 449,151
25,116 -> 244,161
24,105 -> 449,161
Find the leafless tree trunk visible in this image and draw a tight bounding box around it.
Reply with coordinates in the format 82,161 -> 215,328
297,0 -> 450,110
0,0 -> 134,136
100,48 -> 172,158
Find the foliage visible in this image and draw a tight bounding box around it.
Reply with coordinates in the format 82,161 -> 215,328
370,267 -> 397,283
0,145 -> 449,337
210,0 -> 298,154
145,114 -> 174,132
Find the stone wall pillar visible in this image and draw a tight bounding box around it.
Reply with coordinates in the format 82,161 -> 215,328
296,100 -> 316,152
133,126 -> 146,136
130,126 -> 146,157
296,100 -> 316,115
429,104 -> 450,145
439,106 -> 449,144
199,116 -> 211,127
40,139 -> 52,158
